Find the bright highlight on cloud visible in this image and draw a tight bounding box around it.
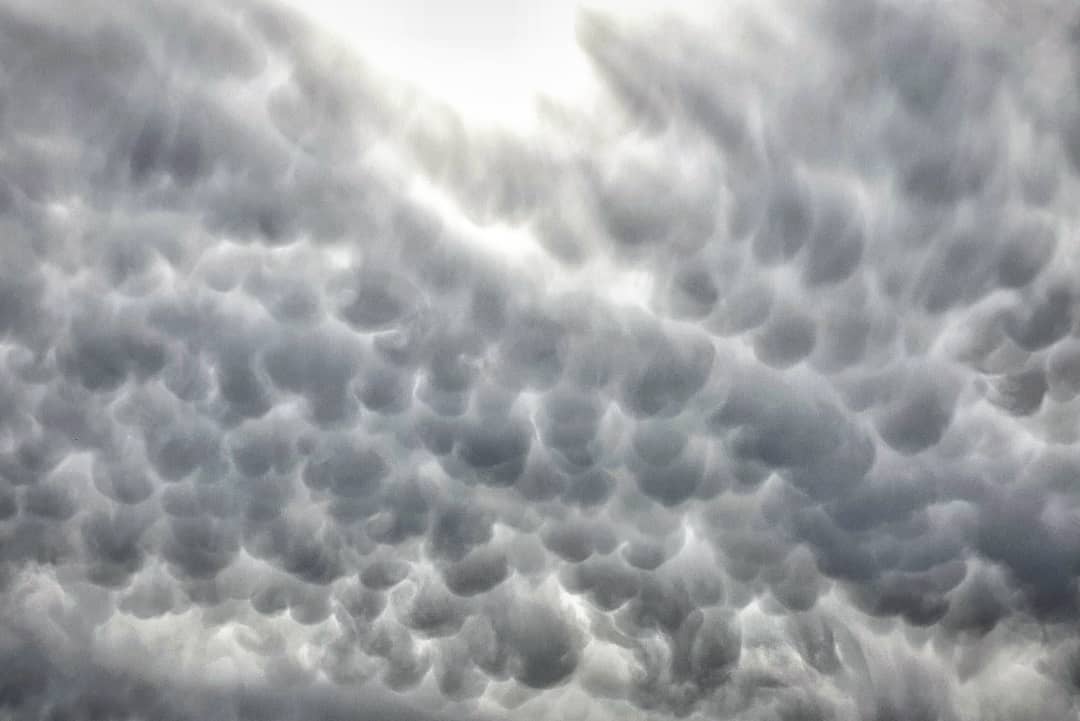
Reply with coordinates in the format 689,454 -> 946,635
289,0 -> 593,129
1,1 -> 1080,720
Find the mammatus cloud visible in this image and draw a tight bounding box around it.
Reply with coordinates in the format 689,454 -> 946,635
2,0 -> 1080,719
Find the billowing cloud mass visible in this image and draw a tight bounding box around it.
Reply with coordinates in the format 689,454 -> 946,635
2,0 -> 1080,719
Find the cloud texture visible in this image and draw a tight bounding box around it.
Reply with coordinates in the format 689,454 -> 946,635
2,0 -> 1080,719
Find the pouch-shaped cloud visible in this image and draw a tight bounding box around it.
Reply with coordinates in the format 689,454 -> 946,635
2,0 -> 1080,720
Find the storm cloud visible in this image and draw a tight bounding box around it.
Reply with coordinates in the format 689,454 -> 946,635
2,0 -> 1080,719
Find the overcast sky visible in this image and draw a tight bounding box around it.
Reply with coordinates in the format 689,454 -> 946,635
1,0 -> 1080,720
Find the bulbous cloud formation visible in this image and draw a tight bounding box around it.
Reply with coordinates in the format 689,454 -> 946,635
1,0 -> 1080,719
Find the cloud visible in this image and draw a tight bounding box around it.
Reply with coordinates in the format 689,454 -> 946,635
1,0 -> 1080,719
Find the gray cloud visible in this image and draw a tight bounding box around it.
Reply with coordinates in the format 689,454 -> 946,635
1,0 -> 1080,719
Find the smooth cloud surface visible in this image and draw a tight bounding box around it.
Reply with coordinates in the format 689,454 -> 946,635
2,0 -> 1080,720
